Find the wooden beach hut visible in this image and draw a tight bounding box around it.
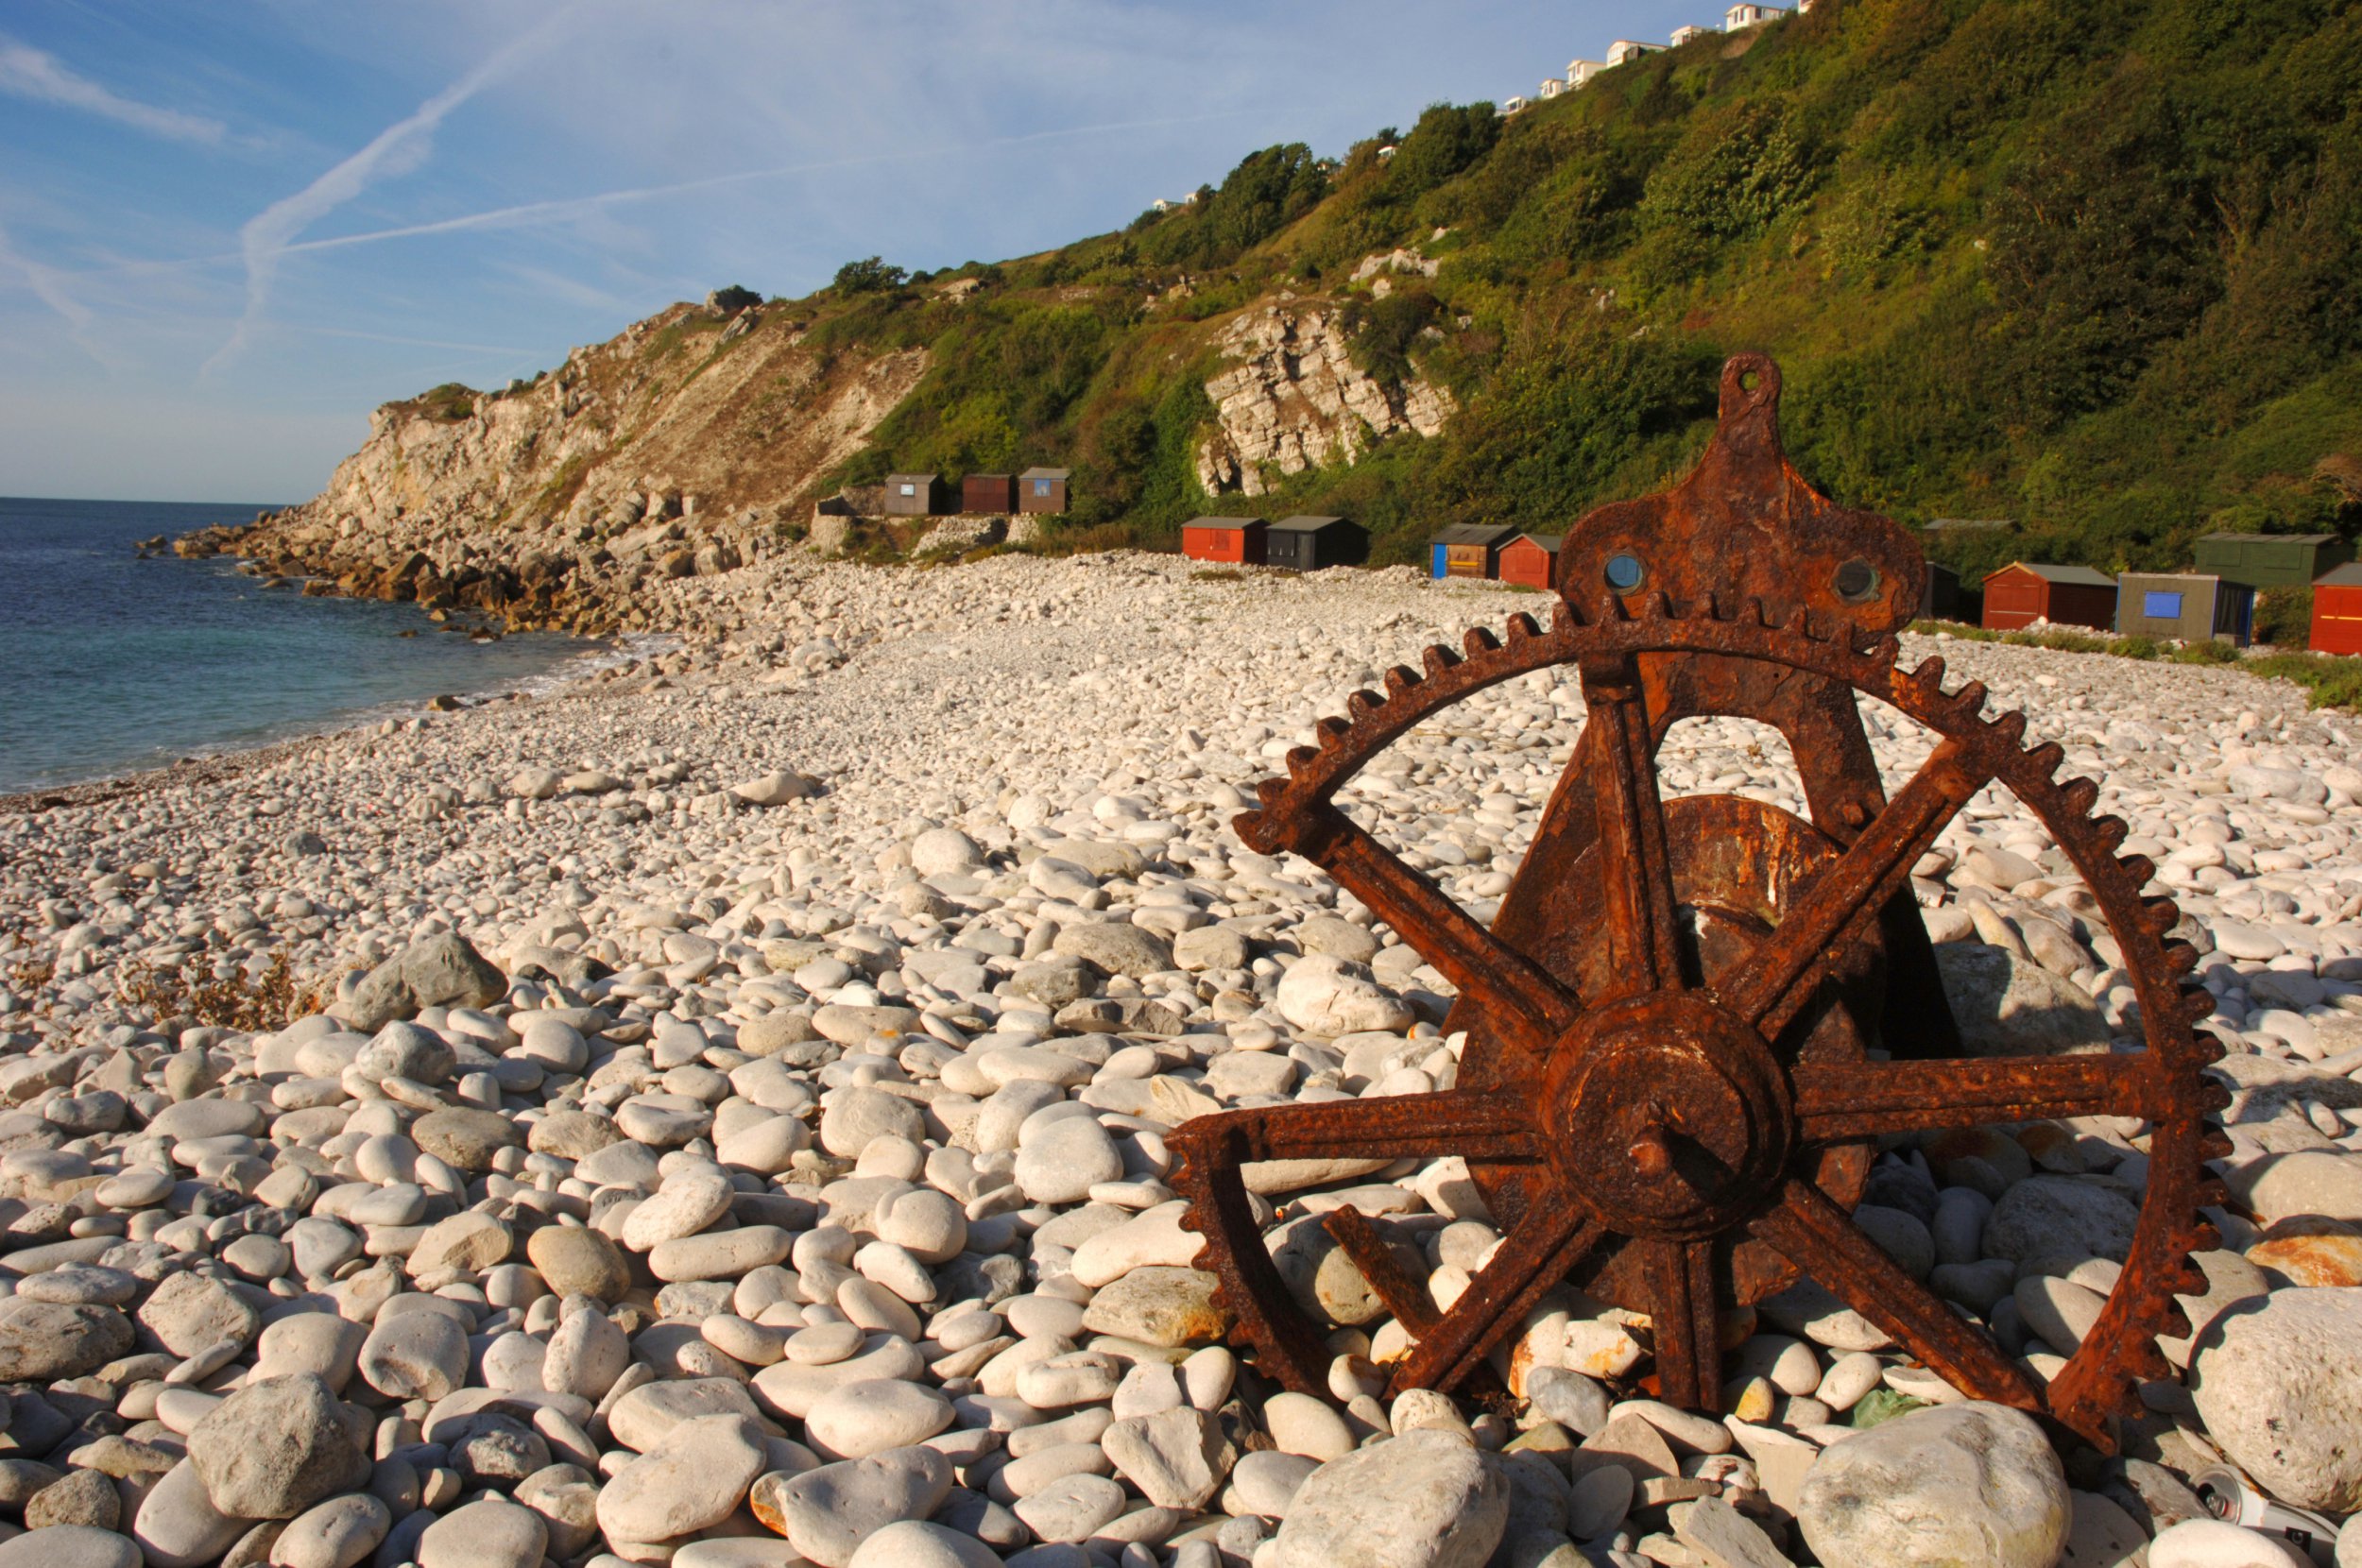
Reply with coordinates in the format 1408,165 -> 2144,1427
1429,525 -> 1514,580
962,474 -> 1016,514
2114,573 -> 2253,644
1018,468 -> 1070,514
1497,533 -> 1563,590
1182,517 -> 1267,566
1267,516 -> 1368,572
884,474 -> 947,517
2311,563 -> 2362,656
1979,562 -> 2116,632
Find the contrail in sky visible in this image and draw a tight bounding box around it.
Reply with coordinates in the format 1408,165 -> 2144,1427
202,12 -> 575,378
174,110 -> 1240,275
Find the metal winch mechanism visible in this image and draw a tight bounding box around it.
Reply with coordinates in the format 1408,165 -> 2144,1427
1168,353 -> 2230,1449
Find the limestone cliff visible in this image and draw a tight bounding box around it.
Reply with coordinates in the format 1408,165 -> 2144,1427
196,300 -> 928,634
1194,304 -> 1454,498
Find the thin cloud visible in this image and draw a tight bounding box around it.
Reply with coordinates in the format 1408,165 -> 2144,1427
0,221 -> 91,332
203,13 -> 573,378
0,219 -> 115,372
248,111 -> 1242,264
0,38 -> 227,144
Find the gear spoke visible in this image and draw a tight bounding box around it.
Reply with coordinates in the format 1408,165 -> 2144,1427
1388,1204 -> 1606,1396
1639,1236 -> 1722,1410
1167,1090 -> 1541,1171
1719,740 -> 1989,1041
1580,656 -> 1686,1000
1749,1173 -> 2043,1414
1292,803 -> 1582,1051
1793,1052 -> 2156,1141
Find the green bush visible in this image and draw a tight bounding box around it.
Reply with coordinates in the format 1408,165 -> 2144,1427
2246,651 -> 2362,710
2254,587 -> 2315,648
2168,639 -> 2242,666
833,257 -> 909,294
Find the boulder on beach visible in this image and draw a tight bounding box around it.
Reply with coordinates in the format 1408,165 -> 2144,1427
341,930 -> 506,1029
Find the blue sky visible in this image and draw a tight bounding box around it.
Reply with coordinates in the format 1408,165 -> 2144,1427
1,2 -> 1708,503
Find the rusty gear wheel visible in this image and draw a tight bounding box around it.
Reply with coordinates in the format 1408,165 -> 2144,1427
1167,354 -> 2232,1450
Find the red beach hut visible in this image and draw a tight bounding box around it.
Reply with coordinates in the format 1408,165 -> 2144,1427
1978,562 -> 2117,632
1497,533 -> 1563,590
1181,517 -> 1268,566
2311,563 -> 2362,656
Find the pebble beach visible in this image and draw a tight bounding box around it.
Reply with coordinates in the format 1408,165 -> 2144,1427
4,547 -> 2362,1568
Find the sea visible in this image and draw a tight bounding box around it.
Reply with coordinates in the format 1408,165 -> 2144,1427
0,496 -> 606,795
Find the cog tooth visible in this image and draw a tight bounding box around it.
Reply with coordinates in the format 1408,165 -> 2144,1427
1988,709 -> 2028,746
1463,626 -> 1502,656
1284,745 -> 1321,779
2158,1300 -> 2193,1338
1638,591 -> 1673,622
1314,716 -> 1352,748
1422,644 -> 1463,676
1950,680 -> 1989,718
1505,611 -> 1540,643
1345,690 -> 1385,721
2123,1340 -> 2173,1380
2188,1031 -> 2229,1065
1599,591 -> 1632,624
1747,596 -> 1778,628
1910,655 -> 1948,692
2117,854 -> 2158,889
1253,777 -> 1288,807
2140,895 -> 2181,934
1383,665 -> 1420,696
2200,1081 -> 2233,1114
2163,940 -> 2200,976
2175,987 -> 2217,1025
2024,741 -> 2064,779
2190,1219 -> 2223,1252
2090,814 -> 2130,854
2197,1175 -> 2230,1209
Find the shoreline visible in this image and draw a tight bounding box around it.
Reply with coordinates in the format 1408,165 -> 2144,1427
0,577 -> 644,813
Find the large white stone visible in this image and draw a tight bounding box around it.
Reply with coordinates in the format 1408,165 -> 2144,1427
2191,1287 -> 2362,1511
1797,1403 -> 2069,1568
1270,1428 -> 1508,1568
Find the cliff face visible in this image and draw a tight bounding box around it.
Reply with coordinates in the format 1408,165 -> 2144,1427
1193,304 -> 1454,498
203,302 -> 929,633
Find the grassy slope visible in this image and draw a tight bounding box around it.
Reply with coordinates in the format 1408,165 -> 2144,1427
745,0 -> 2362,585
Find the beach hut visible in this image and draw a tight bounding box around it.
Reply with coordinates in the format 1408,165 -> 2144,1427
2114,573 -> 2253,645
2311,563 -> 2362,656
883,473 -> 946,517
1919,562 -> 1968,621
1979,562 -> 2116,631
2193,533 -> 2353,590
1498,533 -> 1563,590
1182,517 -> 1268,566
1429,525 -> 1515,580
1018,468 -> 1070,514
962,473 -> 1016,514
1266,516 -> 1368,572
